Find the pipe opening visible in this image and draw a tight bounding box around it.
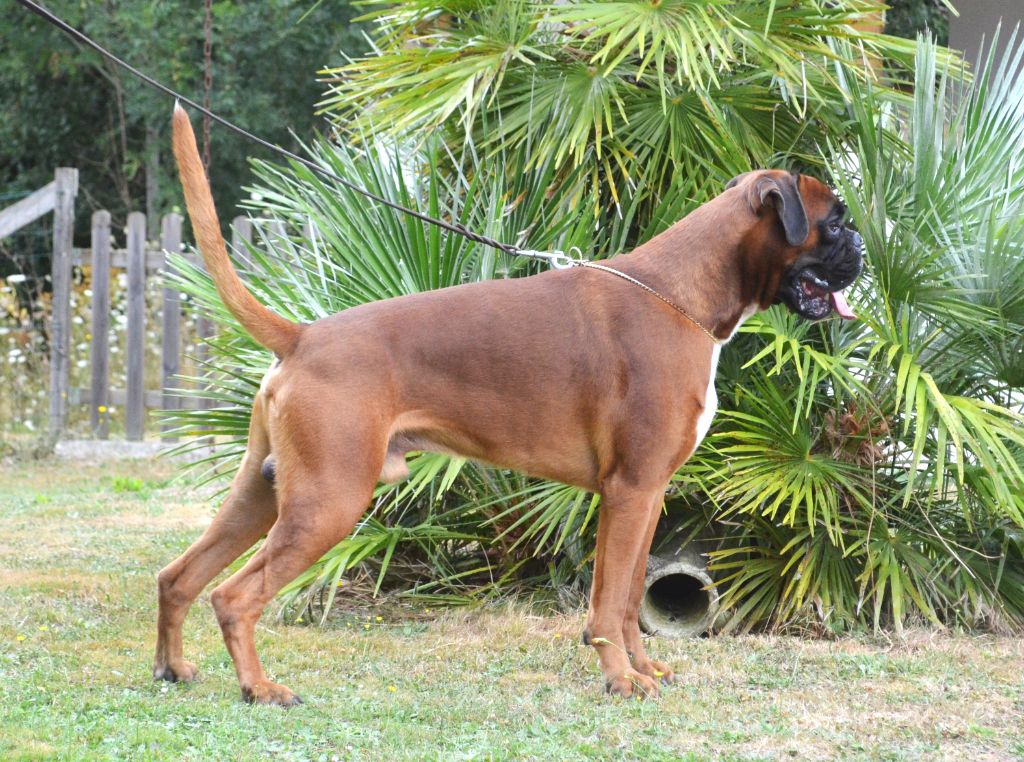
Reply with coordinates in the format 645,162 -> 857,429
640,551 -> 718,638
646,573 -> 710,629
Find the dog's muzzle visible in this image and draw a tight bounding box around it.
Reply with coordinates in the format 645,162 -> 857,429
777,230 -> 863,321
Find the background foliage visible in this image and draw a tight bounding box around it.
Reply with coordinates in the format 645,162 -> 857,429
886,0 -> 950,44
0,0 -> 361,253
168,2 -> 1024,634
1,0 -> 362,440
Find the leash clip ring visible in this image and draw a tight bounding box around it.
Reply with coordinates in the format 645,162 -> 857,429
549,251 -> 577,270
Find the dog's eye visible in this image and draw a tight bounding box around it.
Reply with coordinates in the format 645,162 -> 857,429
827,221 -> 843,236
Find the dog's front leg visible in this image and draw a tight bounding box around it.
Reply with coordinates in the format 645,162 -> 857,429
620,503 -> 675,685
585,483 -> 665,699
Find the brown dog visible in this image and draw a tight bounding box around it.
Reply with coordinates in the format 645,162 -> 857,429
155,106 -> 862,704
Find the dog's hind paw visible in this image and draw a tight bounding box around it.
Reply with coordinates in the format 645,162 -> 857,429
241,680 -> 303,707
604,668 -> 660,699
153,659 -> 198,683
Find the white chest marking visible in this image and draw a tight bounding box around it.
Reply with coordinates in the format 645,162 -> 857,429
693,344 -> 720,449
689,303 -> 758,454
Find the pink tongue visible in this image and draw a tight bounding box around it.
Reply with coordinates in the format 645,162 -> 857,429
830,290 -> 857,320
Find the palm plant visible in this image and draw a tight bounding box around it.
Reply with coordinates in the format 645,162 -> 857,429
685,32 -> 1024,633
169,6 -> 1024,633
322,0 -> 943,221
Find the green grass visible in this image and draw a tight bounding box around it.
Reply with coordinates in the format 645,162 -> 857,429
1,459 -> 1022,761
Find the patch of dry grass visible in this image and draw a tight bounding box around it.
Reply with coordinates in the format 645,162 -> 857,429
0,458 -> 1022,760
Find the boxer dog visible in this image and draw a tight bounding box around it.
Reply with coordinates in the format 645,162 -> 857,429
154,105 -> 862,704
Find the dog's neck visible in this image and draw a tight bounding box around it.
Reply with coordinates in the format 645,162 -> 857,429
610,195 -> 763,341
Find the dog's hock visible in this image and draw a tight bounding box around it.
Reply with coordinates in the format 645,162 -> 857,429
638,547 -> 718,638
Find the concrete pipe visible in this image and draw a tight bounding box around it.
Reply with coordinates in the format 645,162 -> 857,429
638,548 -> 718,638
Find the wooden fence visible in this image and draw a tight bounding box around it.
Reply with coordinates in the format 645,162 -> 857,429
59,213 -> 260,442
0,168 -> 80,440
60,210 -> 218,441
0,168 -> 262,442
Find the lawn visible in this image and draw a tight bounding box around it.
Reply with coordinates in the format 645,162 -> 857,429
0,458 -> 1021,761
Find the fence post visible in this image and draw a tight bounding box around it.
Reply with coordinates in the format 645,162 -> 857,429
125,212 -> 146,441
230,216 -> 252,258
160,213 -> 183,440
47,167 -> 78,443
89,210 -> 111,439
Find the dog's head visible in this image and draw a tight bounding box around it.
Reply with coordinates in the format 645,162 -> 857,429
726,170 -> 863,321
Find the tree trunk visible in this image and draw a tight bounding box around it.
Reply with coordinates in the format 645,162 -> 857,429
145,125 -> 160,240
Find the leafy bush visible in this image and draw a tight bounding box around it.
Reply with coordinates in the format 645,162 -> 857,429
886,0 -> 951,45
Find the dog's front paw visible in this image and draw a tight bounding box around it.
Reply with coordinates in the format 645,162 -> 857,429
153,659 -> 198,683
241,680 -> 303,707
632,658 -> 676,685
605,668 -> 660,699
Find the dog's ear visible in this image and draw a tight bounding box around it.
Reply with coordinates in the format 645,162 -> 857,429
750,173 -> 808,246
725,172 -> 749,191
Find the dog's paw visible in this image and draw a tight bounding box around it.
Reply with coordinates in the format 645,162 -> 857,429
633,658 -> 676,685
604,668 -> 660,699
153,659 -> 198,683
241,680 -> 304,707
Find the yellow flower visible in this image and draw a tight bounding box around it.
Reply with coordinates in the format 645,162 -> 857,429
553,633 -> 562,639
16,635 -> 26,642
375,616 -> 383,622
387,685 -> 397,692
38,625 -> 49,632
336,580 -> 344,587
97,405 -> 108,413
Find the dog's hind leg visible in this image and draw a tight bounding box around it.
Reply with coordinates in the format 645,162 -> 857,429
208,421 -> 385,706
153,399 -> 278,683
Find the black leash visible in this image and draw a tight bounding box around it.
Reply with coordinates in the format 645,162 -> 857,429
13,0 -> 549,260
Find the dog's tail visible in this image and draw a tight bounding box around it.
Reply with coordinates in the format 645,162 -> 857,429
171,105 -> 301,357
